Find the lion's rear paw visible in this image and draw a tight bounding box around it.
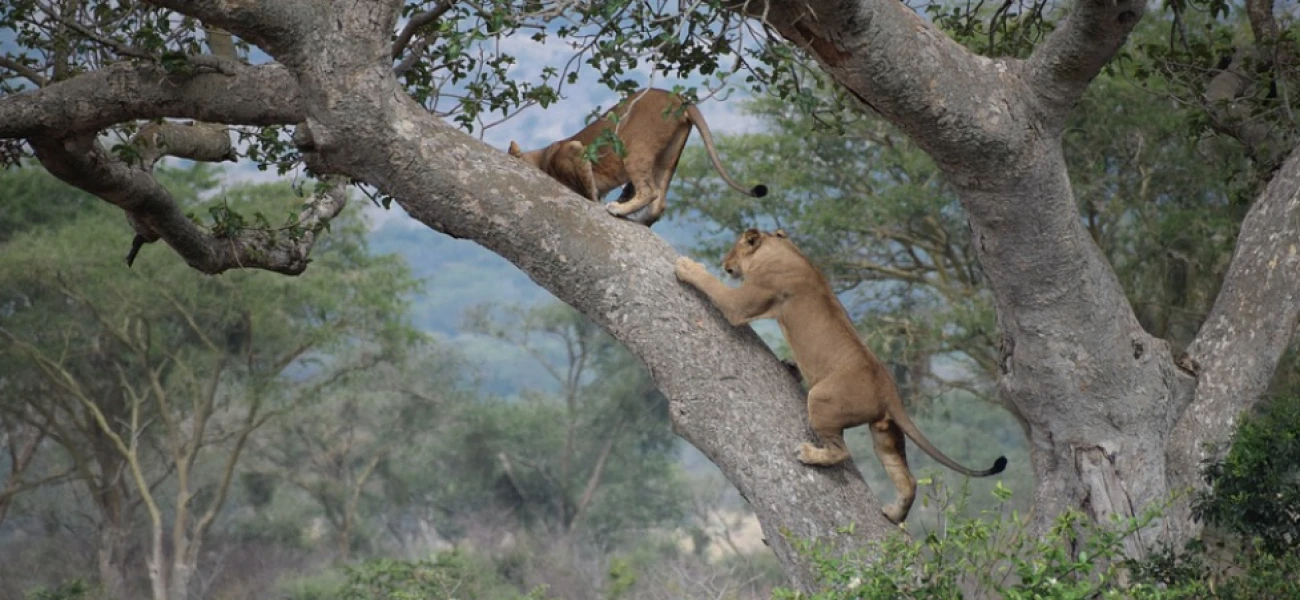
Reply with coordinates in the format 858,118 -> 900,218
882,503 -> 908,525
797,443 -> 822,465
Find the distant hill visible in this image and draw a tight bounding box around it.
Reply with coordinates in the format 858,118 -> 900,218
365,202 -> 782,396
364,203 -> 729,395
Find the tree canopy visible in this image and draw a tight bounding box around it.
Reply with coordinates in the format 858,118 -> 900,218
2,0 -> 1298,593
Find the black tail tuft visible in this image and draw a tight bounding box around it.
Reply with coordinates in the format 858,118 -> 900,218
989,456 -> 1008,475
751,184 -> 769,198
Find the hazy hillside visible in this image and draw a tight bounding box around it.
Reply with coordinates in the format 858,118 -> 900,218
364,201 -> 744,396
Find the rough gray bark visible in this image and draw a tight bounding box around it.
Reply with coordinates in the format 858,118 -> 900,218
739,0 -> 1299,550
2,0 -> 1299,589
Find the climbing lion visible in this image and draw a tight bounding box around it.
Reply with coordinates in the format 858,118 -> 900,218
508,88 -> 768,227
675,228 -> 1007,524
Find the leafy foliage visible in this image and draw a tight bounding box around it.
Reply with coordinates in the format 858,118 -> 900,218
0,164 -> 421,598
337,551 -> 552,600
772,491 -> 1169,600
24,579 -> 94,600
772,488 -> 1300,599
1193,394 -> 1300,555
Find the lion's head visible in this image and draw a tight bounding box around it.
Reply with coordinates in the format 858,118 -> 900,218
722,228 -> 788,278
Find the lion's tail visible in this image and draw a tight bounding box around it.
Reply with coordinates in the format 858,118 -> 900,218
685,105 -> 768,198
890,398 -> 1007,478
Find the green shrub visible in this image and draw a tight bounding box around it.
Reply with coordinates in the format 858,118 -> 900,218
771,395 -> 1300,599
771,488 -> 1180,600
276,569 -> 346,600
1193,394 -> 1300,555
25,579 -> 94,600
338,549 -> 552,600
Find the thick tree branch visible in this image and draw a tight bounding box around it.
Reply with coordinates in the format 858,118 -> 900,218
737,0 -> 1034,184
0,61 -> 301,139
1025,0 -> 1145,128
142,0 -> 305,52
133,121 -> 237,166
1172,143 -> 1300,471
1244,0 -> 1278,45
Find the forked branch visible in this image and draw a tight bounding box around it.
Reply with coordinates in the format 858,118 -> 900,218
1025,0 -> 1146,127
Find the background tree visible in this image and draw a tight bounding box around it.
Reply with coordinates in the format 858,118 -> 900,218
0,167 -> 419,600
1,0 -> 1298,591
463,302 -> 684,544
253,343 -> 469,562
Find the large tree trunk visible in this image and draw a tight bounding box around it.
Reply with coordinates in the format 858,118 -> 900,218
5,0 -> 1300,591
738,0 -> 1300,552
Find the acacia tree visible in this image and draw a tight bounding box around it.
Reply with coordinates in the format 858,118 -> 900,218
1,0 -> 1297,591
0,174 -> 417,599
464,302 -> 682,542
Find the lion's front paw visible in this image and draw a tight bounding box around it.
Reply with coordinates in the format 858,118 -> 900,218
675,257 -> 708,283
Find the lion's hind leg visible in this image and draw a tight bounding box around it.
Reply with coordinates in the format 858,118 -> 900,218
871,419 -> 917,524
636,122 -> 692,227
605,156 -> 659,220
797,384 -> 853,466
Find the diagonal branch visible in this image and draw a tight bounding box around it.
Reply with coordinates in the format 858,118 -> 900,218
55,13 -> 155,60
1178,142 -> 1300,433
1025,0 -> 1145,128
0,56 -> 48,86
568,419 -> 625,533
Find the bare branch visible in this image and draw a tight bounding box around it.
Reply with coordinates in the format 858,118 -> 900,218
569,419 -> 624,532
56,13 -> 155,60
0,56 -> 48,86
1025,0 -> 1145,127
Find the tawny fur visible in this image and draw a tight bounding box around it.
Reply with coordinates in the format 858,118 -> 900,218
675,228 -> 1007,524
508,88 -> 767,227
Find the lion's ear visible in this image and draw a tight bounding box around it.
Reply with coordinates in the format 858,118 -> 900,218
773,229 -> 787,238
743,228 -> 762,246
508,141 -> 523,157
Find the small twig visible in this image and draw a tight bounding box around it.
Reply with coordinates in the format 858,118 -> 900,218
392,0 -> 456,60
